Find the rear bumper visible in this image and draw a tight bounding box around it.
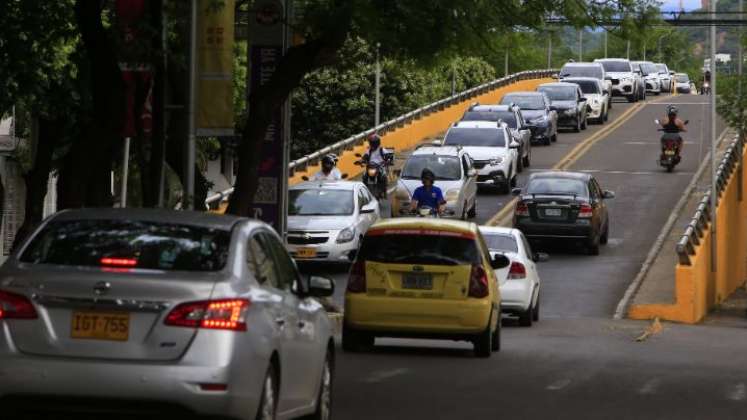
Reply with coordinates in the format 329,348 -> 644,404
344,294 -> 493,335
500,282 -> 533,313
515,219 -> 594,240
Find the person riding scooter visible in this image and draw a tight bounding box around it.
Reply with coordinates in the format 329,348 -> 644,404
311,154 -> 342,181
361,133 -> 392,198
410,168 -> 446,216
658,105 -> 687,169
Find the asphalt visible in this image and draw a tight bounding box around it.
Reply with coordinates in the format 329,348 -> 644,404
301,93 -> 747,419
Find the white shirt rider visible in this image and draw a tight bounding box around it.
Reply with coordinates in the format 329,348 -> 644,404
311,167 -> 342,181
366,147 -> 385,166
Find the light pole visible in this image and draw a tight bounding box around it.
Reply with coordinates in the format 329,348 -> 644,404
626,39 -> 631,60
578,29 -> 583,62
657,34 -> 665,62
375,42 -> 381,127
710,0 -> 717,271
505,47 -> 509,76
604,29 -> 608,58
643,39 -> 647,61
547,34 -> 553,68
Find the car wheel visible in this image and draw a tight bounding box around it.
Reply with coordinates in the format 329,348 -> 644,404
604,109 -> 609,122
304,352 -> 333,420
256,364 -> 278,420
587,235 -> 600,256
519,303 -> 533,327
551,133 -> 558,142
461,202 -> 467,221
532,293 -> 540,322
491,313 -> 501,352
523,150 -> 531,168
467,201 -> 477,218
600,224 -> 609,245
581,116 -> 588,130
516,152 -> 524,173
510,174 -> 517,188
342,324 -> 373,352
473,321 -> 493,358
573,118 -> 581,133
544,136 -> 552,146
627,94 -> 636,103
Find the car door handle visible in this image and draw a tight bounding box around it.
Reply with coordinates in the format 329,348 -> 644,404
275,318 -> 286,327
298,321 -> 307,329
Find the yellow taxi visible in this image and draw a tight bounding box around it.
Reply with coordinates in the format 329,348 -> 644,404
343,218 -> 510,357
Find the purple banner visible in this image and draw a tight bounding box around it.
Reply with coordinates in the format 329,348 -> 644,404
249,45 -> 284,228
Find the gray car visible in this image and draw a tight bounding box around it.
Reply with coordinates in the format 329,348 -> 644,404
0,208 -> 335,419
537,82 -> 589,132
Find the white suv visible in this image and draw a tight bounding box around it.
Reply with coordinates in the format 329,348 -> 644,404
443,121 -> 520,194
595,58 -> 639,103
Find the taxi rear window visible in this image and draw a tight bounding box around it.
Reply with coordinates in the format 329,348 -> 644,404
358,229 -> 480,266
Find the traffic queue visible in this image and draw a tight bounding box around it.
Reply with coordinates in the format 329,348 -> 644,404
0,58 -> 687,419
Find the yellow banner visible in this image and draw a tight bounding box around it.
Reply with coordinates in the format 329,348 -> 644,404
196,0 -> 235,136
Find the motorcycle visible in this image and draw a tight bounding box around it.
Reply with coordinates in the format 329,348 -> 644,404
412,205 -> 440,218
354,149 -> 394,199
701,81 -> 711,95
654,119 -> 689,172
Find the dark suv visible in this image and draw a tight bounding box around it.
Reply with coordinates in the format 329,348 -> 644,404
536,83 -> 588,133
511,171 -> 615,255
500,92 -> 558,146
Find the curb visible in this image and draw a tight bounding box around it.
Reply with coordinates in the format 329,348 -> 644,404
612,127 -> 732,320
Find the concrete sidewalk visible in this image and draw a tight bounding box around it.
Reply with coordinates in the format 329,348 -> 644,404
628,129 -> 734,309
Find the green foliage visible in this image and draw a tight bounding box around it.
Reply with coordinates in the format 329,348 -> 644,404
717,75 -> 747,134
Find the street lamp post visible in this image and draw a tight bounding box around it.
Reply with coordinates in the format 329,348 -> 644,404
375,42 -> 381,127
710,0 -> 717,271
604,29 -> 608,58
578,29 -> 583,62
657,35 -> 665,62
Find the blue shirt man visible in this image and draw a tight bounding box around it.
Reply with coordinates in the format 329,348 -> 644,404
410,168 -> 446,214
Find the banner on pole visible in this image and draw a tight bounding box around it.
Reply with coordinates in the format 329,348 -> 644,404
196,0 -> 236,137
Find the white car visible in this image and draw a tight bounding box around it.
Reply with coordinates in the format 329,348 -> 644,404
633,61 -> 662,95
443,121 -> 520,193
655,63 -> 673,92
461,104 -> 532,172
563,77 -> 609,124
674,73 -> 692,93
287,180 -> 380,263
595,58 -> 639,103
558,62 -> 612,107
479,226 -> 545,327
393,145 -> 478,218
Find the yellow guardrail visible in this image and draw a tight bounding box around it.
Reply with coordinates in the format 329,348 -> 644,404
629,137 -> 747,323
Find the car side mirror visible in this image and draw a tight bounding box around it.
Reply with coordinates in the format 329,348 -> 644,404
307,275 -> 335,298
341,173 -> 349,179
578,97 -> 587,102
549,105 -> 557,111
533,252 -> 550,263
604,76 -> 612,80
603,190 -> 616,199
348,250 -> 357,262
468,168 -> 478,177
355,153 -> 362,158
511,188 -> 522,196
361,203 -> 377,214
301,176 -> 309,181
491,254 -> 511,270
509,141 -> 520,149
552,73 -> 559,79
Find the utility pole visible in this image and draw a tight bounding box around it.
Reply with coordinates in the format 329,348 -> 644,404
738,0 -> 744,201
375,42 -> 381,127
710,0 -> 717,271
643,39 -> 647,61
604,30 -> 608,58
505,47 -> 509,76
578,29 -> 583,62
185,0 -> 198,210
547,34 -> 553,68
451,60 -> 456,95
627,39 -> 631,60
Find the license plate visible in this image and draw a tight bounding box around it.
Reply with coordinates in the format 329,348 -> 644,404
402,273 -> 433,290
71,311 -> 130,341
296,248 -> 317,258
544,208 -> 562,216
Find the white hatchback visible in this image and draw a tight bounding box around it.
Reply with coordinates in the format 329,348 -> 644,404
479,226 -> 546,327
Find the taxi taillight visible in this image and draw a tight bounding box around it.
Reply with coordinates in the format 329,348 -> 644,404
347,260 -> 367,293
468,264 -> 489,298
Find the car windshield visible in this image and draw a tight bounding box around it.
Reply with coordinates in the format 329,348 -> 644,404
444,128 -> 507,147
359,233 -> 480,265
502,95 -> 545,110
568,80 -> 599,94
481,233 -> 519,253
288,189 -> 354,216
401,155 -> 462,180
599,61 -> 631,72
641,63 -> 658,75
20,220 -> 231,272
538,87 -> 576,101
526,177 -> 588,197
463,111 -> 518,128
656,64 -> 668,73
560,66 -> 603,79
676,74 -> 689,82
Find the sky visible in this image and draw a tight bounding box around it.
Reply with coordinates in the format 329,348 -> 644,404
659,0 -> 702,11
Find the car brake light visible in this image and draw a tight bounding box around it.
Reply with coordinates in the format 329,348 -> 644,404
515,202 -> 529,217
468,264 -> 490,298
578,203 -> 593,218
199,383 -> 228,391
347,260 -> 367,293
0,290 -> 38,319
100,257 -> 138,267
165,299 -> 250,331
508,262 -> 527,280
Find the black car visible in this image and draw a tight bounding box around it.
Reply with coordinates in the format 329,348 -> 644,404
511,171 -> 615,255
536,83 -> 588,133
500,91 -> 558,146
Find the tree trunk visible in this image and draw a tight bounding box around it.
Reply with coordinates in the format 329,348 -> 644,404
12,117 -> 59,250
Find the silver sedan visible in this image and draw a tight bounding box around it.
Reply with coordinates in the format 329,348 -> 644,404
0,208 -> 335,419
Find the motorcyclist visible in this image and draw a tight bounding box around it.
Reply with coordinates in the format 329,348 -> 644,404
363,133 -> 387,166
410,168 -> 446,216
659,105 -> 686,157
311,154 -> 342,181
702,70 -> 711,94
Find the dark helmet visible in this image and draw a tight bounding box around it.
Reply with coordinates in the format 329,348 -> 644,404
667,105 -> 678,116
321,154 -> 335,167
368,133 -> 381,148
421,168 -> 435,182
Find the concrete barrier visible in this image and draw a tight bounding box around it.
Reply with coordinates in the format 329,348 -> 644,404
629,138 -> 747,323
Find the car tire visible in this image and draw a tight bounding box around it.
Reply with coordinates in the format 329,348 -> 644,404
581,116 -> 588,130
342,324 -> 373,352
604,109 -> 609,122
519,303 -> 533,327
517,153 -> 524,173
551,133 -> 558,142
256,364 -> 278,420
573,118 -> 581,133
627,94 -> 636,103
473,322 -> 493,358
600,224 -> 609,245
587,235 -> 600,256
491,313 -> 501,352
532,293 -> 540,322
510,174 -> 517,188
523,150 -> 531,168
304,351 -> 333,420
461,203 -> 467,221
544,136 -> 552,146
467,201 -> 477,218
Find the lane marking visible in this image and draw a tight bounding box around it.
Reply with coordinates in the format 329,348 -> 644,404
486,101 -> 647,227
624,141 -> 697,145
546,379 -> 572,391
363,368 -> 410,384
639,378 -> 661,395
728,383 -> 746,401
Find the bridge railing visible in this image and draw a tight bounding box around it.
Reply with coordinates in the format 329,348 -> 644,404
206,68 -> 556,208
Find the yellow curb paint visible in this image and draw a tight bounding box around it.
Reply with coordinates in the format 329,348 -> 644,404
486,101 -> 647,227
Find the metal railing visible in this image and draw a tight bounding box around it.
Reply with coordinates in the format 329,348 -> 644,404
204,69 -> 556,208
676,134 -> 744,265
